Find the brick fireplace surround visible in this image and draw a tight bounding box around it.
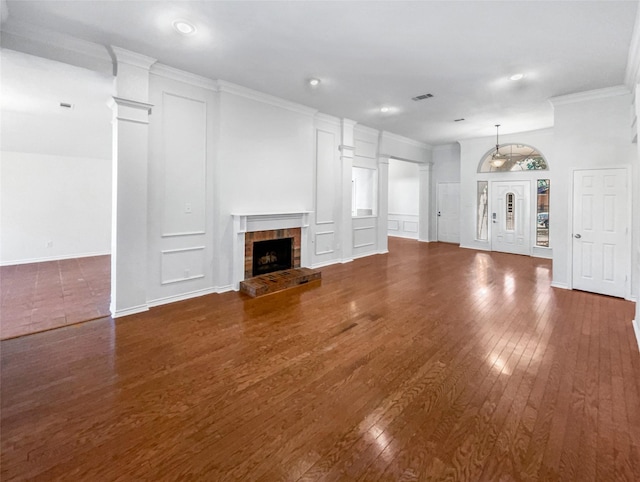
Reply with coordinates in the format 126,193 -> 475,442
232,212 -> 311,290
244,228 -> 301,280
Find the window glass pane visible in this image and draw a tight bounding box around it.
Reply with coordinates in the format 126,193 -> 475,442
477,181 -> 488,240
479,144 -> 548,173
506,192 -> 515,230
536,179 -> 550,247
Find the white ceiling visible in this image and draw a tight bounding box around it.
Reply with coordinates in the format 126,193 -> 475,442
2,0 -> 638,145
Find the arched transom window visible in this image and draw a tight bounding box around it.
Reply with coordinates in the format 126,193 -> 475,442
478,144 -> 548,172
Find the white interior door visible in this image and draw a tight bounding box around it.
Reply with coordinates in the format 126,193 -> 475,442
437,182 -> 460,243
491,181 -> 530,255
572,168 -> 628,298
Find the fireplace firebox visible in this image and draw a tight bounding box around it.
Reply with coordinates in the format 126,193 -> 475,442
252,237 -> 293,276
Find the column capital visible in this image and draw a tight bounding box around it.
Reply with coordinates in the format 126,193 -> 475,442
110,96 -> 154,124
339,145 -> 355,161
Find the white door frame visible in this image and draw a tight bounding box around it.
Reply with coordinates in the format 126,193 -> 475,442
436,181 -> 460,243
570,166 -> 631,299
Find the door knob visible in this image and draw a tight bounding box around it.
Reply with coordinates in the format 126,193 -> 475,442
574,234 -> 581,239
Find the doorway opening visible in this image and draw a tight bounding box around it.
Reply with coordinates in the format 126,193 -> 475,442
0,50 -> 114,340
476,143 -> 550,257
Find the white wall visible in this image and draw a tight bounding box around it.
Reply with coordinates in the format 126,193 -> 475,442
311,114 -> 343,267
389,160 -> 419,215
0,49 -> 113,265
432,143 -> 461,241
146,68 -> 218,304
351,125 -> 380,258
388,159 -> 419,239
215,84 -> 316,287
551,88 -> 635,293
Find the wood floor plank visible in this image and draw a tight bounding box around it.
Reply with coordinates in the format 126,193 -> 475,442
1,239 -> 639,481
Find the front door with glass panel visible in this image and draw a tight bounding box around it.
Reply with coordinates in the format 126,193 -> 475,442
491,181 -> 530,255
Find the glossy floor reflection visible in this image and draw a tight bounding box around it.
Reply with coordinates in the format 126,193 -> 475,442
0,256 -> 111,339
1,239 -> 638,480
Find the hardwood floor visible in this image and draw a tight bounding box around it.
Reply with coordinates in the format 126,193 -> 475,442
1,238 -> 639,480
0,256 -> 110,340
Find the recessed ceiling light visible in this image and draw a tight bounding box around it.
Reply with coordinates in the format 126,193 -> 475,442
309,78 -> 320,87
509,73 -> 524,81
173,20 -> 196,36
380,106 -> 390,113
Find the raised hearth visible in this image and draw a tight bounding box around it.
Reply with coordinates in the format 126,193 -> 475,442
240,268 -> 321,297
232,212 -> 311,290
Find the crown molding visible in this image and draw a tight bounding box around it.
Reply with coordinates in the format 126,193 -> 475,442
1,0 -> 9,24
381,130 -> 432,150
432,142 -> 459,152
110,46 -> 156,70
549,85 -> 630,106
0,18 -> 112,72
354,124 -> 380,137
314,112 -> 341,127
625,5 -> 640,88
217,79 -> 318,117
151,63 -> 218,91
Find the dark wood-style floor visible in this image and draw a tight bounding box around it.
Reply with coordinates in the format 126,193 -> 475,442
1,239 -> 639,480
0,256 -> 111,340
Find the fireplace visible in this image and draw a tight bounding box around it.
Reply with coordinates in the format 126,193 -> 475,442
232,212 -> 310,290
252,237 -> 293,276
243,227 -> 301,280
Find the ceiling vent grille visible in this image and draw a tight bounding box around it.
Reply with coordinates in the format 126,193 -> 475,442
412,93 -> 434,101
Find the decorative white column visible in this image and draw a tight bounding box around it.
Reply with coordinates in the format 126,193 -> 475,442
377,156 -> 390,253
418,162 -> 434,242
110,47 -> 156,318
340,119 -> 356,263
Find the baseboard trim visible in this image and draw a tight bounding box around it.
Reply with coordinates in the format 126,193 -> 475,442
550,282 -> 570,290
312,259 -> 340,269
459,243 -> 491,252
389,233 -> 419,240
353,251 -> 379,260
633,319 -> 640,352
112,304 -> 149,318
1,250 -> 111,266
147,287 -> 219,308
216,284 -> 234,294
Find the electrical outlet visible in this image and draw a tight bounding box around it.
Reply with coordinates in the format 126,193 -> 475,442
185,203 -> 192,214
46,240 -> 53,248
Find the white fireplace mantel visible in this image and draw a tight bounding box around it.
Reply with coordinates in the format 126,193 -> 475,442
231,211 -> 311,290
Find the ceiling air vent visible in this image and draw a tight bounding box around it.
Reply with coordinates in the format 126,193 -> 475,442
59,102 -> 73,109
412,93 -> 434,101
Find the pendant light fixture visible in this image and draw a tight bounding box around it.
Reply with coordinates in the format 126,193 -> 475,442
490,124 -> 507,168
